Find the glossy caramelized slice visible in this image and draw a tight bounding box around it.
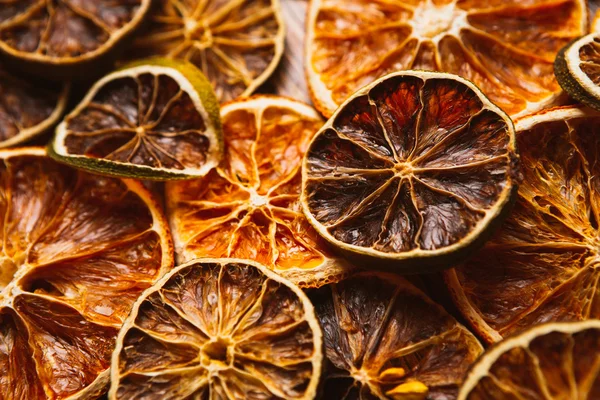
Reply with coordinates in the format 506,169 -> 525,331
129,0 -> 285,103
306,0 -> 587,118
167,96 -> 353,288
0,148 -> 173,400
312,271 -> 482,400
302,71 -> 518,270
446,107 -> 600,344
459,320 -> 600,399
109,258 -> 322,400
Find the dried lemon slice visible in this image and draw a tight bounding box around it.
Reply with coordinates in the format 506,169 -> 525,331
302,71 -> 519,271
0,147 -> 173,400
311,271 -> 483,399
128,0 -> 285,103
458,320 -> 600,399
50,58 -> 222,180
109,258 -> 322,400
306,0 -> 587,118
167,95 -> 353,287
445,106 -> 600,344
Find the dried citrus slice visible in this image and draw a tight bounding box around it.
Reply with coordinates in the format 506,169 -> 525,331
458,320 -> 600,399
0,0 -> 151,79
311,271 -> 482,399
109,258 -> 322,400
50,58 -> 222,180
128,0 -> 285,103
301,71 -> 519,271
306,0 -> 587,118
167,95 -> 353,287
0,147 -> 173,399
0,66 -> 68,147
445,106 -> 600,344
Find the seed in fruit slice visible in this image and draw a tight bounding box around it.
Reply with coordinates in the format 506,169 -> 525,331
0,66 -> 69,147
302,71 -> 519,272
310,271 -> 483,400
306,0 -> 587,118
109,258 -> 322,400
445,106 -> 600,344
0,0 -> 152,79
128,0 -> 285,103
50,58 -> 223,180
458,320 -> 600,399
167,95 -> 353,288
0,147 -> 173,400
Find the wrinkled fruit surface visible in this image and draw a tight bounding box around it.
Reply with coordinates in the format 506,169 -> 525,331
0,148 -> 172,400
302,71 -> 518,269
311,271 -> 482,400
110,258 -> 322,400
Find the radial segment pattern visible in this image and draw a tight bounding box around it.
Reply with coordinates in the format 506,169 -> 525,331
302,71 -> 518,270
109,258 -> 322,400
446,107 -> 600,344
129,0 -> 285,103
306,0 -> 587,117
167,96 -> 353,288
0,148 -> 173,400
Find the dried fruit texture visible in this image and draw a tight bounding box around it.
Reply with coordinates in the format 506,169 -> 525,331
167,96 -> 353,288
311,271 -> 482,400
0,148 -> 173,400
51,59 -> 222,180
302,71 -> 518,270
109,258 -> 322,400
129,0 -> 284,103
445,106 -> 600,344
458,320 -> 600,399
306,0 -> 587,118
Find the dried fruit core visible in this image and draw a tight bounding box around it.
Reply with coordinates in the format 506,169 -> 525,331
412,2 -> 464,40
201,337 -> 233,367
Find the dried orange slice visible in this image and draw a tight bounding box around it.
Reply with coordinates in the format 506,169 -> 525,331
50,58 -> 223,180
302,71 -> 519,271
129,0 -> 285,103
306,0 -> 587,118
109,258 -> 322,400
0,0 -> 152,79
445,106 -> 600,344
458,320 -> 600,399
311,271 -> 482,399
0,147 -> 173,399
166,95 -> 353,287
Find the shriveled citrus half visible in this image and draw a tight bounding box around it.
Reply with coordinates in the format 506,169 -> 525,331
301,71 -> 519,272
128,0 -> 285,103
458,320 -> 600,399
109,258 -> 322,400
0,0 -> 151,79
306,0 -> 588,118
0,147 -> 173,400
0,66 -> 69,147
445,106 -> 600,344
50,58 -> 223,180
311,271 -> 482,399
167,95 -> 353,287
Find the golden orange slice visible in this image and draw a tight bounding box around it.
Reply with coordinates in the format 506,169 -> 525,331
0,147 -> 173,399
306,0 -> 587,118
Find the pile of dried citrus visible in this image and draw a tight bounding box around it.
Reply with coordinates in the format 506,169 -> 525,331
2,0 -> 600,399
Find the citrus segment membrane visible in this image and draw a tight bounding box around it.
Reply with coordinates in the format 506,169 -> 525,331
51,59 -> 223,180
128,0 -> 285,103
109,258 -> 322,400
306,0 -> 587,117
310,271 -> 482,400
0,148 -> 173,400
445,107 -> 600,344
302,71 -> 518,270
167,96 -> 353,288
458,320 -> 600,399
